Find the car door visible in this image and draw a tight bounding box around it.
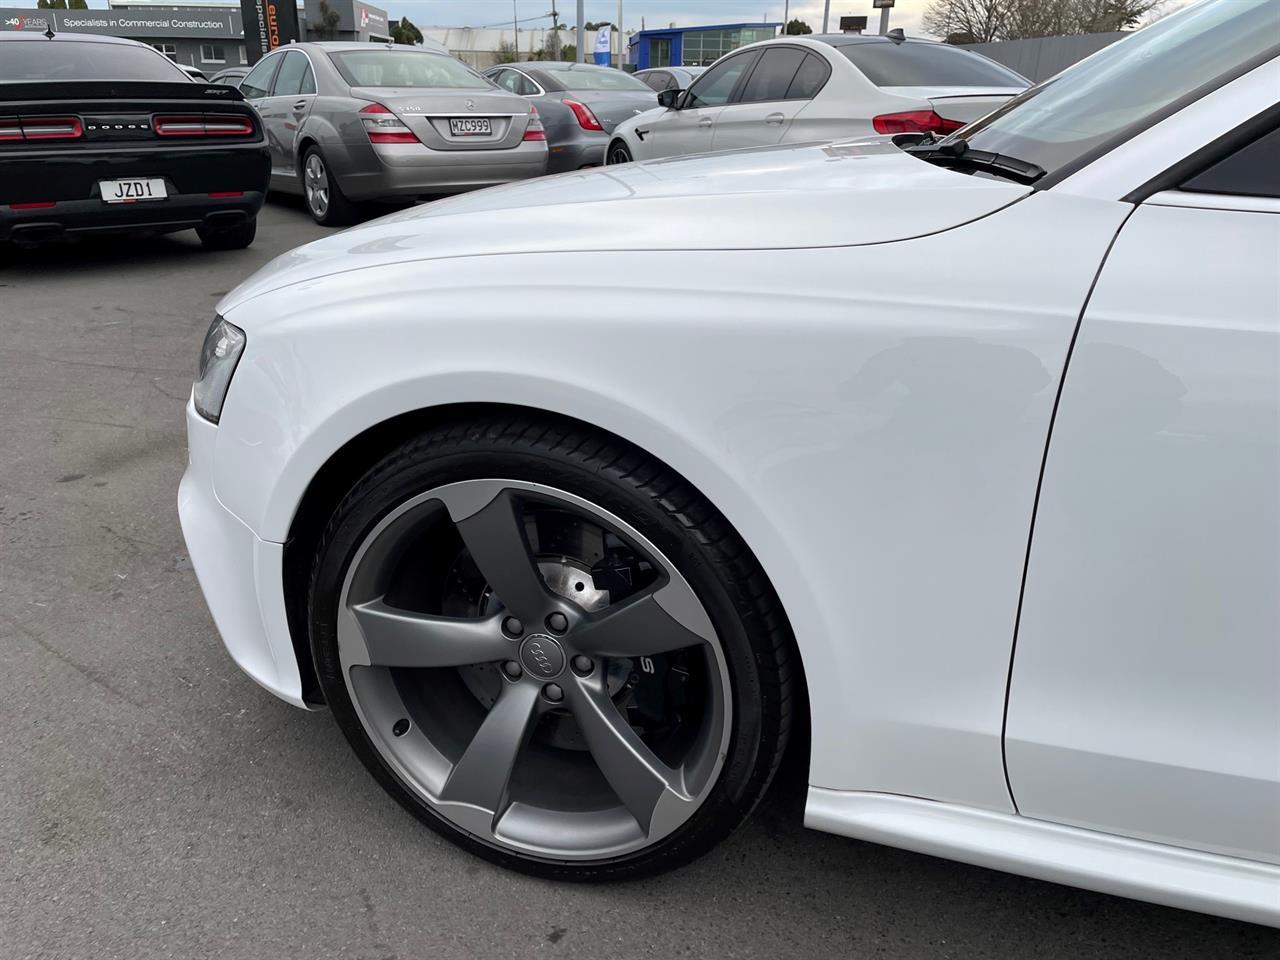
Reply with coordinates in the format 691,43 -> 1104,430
711,45 -> 813,152
1005,121 -> 1280,864
260,50 -> 315,184
638,50 -> 757,159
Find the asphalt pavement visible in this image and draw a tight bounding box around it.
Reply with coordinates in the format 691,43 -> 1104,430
1,199 -> 1276,960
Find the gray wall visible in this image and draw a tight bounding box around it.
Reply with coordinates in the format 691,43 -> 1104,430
962,32 -> 1125,82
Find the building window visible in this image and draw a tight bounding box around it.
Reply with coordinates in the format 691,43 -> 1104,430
201,44 -> 226,64
152,43 -> 177,61
682,27 -> 776,67
650,37 -> 671,67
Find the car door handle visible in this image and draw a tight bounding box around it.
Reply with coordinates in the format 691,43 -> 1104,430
293,100 -> 308,111
698,117 -> 713,128
764,112 -> 785,125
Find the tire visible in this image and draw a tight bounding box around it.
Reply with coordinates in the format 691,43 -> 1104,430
308,413 -> 795,880
196,216 -> 256,250
301,146 -> 359,227
606,139 -> 633,166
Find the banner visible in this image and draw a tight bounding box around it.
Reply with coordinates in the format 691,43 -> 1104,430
593,24 -> 611,65
240,0 -> 300,64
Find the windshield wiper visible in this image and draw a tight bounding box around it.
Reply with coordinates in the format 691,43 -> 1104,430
906,137 -> 1045,185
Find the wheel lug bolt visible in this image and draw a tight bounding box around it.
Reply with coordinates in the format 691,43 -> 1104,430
502,661 -> 523,680
543,683 -> 564,703
502,617 -> 523,638
571,655 -> 593,675
546,612 -> 569,634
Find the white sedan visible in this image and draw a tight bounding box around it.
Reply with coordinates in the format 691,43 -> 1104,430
606,32 -> 1027,165
180,0 -> 1279,925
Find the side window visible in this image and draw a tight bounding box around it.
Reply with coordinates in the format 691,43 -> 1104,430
640,72 -> 666,92
685,52 -> 757,109
271,51 -> 309,97
1180,125 -> 1280,199
665,73 -> 682,91
239,55 -> 280,100
300,63 -> 316,95
787,53 -> 831,100
489,69 -> 518,93
739,47 -> 807,104
512,71 -> 539,96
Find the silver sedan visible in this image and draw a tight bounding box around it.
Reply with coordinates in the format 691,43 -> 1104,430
238,41 -> 548,225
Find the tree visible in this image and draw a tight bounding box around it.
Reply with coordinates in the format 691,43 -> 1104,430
390,16 -> 422,46
922,0 -> 1005,44
494,39 -> 518,64
924,0 -> 1160,43
37,0 -> 68,8
784,18 -> 813,35
313,0 -> 340,41
559,43 -> 577,62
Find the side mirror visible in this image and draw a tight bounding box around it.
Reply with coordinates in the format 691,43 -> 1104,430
656,88 -> 684,109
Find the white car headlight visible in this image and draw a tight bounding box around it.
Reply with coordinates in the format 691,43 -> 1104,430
193,316 -> 246,424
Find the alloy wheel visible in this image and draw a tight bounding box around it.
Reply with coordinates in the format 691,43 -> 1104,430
335,479 -> 732,860
304,153 -> 330,219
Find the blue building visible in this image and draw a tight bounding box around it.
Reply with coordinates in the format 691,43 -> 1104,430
628,22 -> 781,70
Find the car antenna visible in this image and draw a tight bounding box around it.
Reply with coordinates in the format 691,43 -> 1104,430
44,25 -> 55,39
886,28 -> 905,44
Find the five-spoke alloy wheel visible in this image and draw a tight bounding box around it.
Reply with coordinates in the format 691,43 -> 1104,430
308,417 -> 794,879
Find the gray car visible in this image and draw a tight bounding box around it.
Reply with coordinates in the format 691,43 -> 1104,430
238,42 -> 548,225
483,61 -> 657,173
633,66 -> 707,92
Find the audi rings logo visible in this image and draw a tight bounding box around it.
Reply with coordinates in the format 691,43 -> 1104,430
519,634 -> 565,678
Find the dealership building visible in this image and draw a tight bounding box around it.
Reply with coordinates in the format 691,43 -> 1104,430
627,22 -> 780,70
0,0 -> 391,71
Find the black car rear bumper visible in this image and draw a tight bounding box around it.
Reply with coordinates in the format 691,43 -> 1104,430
0,141 -> 269,241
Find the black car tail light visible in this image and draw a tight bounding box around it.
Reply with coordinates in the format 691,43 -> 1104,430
154,114 -> 254,137
0,115 -> 84,141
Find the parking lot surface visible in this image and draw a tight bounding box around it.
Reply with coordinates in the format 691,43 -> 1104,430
1,200 -> 1275,960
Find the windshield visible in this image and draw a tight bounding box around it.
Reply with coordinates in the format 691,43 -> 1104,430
954,0 -> 1280,178
0,41 -> 190,82
539,66 -> 651,91
330,51 -> 489,89
836,41 -> 1027,88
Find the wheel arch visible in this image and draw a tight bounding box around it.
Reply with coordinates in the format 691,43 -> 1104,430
281,400 -> 809,760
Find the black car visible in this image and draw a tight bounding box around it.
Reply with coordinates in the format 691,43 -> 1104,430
0,32 -> 269,249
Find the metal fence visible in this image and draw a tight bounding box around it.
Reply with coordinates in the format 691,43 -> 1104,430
961,32 -> 1126,82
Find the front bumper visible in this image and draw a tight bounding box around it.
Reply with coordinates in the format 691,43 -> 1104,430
178,399 -> 307,708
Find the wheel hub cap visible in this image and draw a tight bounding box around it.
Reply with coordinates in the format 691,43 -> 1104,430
518,633 -> 565,679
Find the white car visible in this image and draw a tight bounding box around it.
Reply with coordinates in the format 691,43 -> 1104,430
605,32 -> 1027,165
180,0 -> 1279,925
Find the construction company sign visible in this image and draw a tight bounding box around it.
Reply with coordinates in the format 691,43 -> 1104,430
240,0 -> 300,64
1,8 -> 239,37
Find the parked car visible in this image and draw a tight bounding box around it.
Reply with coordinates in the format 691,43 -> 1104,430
181,0 -> 1279,925
634,66 -> 706,92
0,32 -> 268,249
178,64 -> 208,81
482,61 -> 657,172
238,42 -> 548,225
606,32 -> 1028,164
208,66 -> 250,88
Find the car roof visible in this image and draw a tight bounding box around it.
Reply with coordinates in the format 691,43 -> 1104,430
297,40 -> 449,54
807,34 -> 945,49
500,61 -> 616,72
0,31 -> 147,45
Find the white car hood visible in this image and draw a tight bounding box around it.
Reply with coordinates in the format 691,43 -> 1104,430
219,138 -> 1029,313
